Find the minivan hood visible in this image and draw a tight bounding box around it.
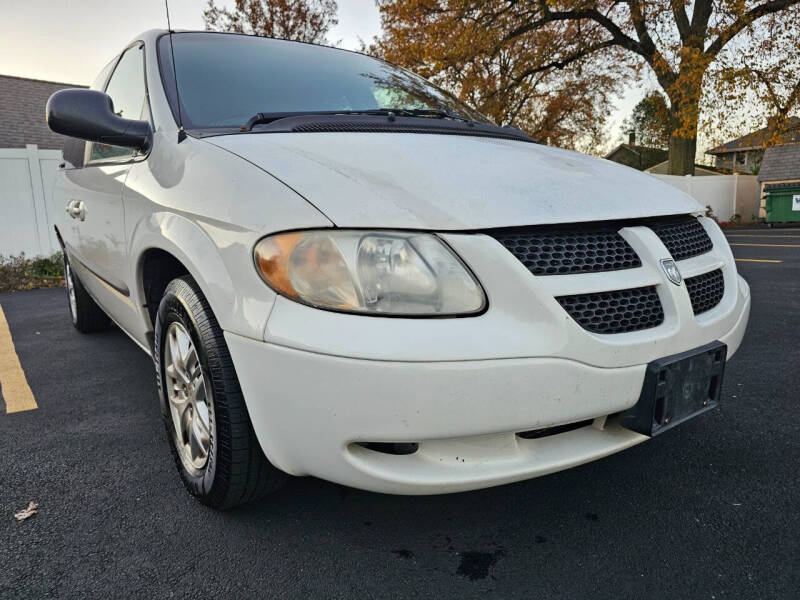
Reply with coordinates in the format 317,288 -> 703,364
209,133 -> 702,230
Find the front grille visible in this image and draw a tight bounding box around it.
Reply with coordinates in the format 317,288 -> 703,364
685,269 -> 724,314
489,227 -> 640,276
650,217 -> 713,261
557,286 -> 664,334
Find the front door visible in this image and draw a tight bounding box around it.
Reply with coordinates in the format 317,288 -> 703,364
66,43 -> 149,320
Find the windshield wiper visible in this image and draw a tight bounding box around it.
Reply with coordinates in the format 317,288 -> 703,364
242,108 -> 482,131
382,108 -> 478,125
242,111 -> 328,130
337,108 -> 478,124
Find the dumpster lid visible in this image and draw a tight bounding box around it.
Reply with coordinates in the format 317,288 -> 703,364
764,182 -> 800,193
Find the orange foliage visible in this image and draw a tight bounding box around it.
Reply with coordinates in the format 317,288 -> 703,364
371,0 -> 800,173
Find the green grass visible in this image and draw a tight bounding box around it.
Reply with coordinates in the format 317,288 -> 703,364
0,252 -> 65,293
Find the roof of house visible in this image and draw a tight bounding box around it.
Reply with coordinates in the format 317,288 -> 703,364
0,74 -> 86,150
758,143 -> 800,183
604,144 -> 669,171
707,116 -> 800,155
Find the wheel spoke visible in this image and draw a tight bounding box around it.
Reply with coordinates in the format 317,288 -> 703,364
189,410 -> 210,462
180,404 -> 193,442
167,329 -> 180,370
194,395 -> 210,435
189,374 -> 205,404
184,349 -> 199,382
168,329 -> 191,384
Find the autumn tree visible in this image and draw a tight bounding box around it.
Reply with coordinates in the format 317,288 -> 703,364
621,91 -> 671,149
368,3 -> 630,151
372,0 -> 800,174
204,0 -> 338,44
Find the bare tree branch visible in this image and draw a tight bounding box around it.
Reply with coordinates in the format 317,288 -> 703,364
752,69 -> 800,119
624,1 -> 671,79
689,0 -> 713,42
503,1 -> 645,58
506,39 -> 617,84
705,0 -> 800,56
669,0 -> 691,43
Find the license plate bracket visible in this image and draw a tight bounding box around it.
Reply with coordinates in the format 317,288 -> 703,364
620,341 -> 727,437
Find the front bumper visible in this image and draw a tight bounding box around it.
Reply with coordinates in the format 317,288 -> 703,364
225,275 -> 749,494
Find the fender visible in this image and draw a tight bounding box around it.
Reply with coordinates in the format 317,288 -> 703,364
129,211 -> 276,341
121,134 -> 332,344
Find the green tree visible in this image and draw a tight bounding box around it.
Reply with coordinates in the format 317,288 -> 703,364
621,91 -> 671,149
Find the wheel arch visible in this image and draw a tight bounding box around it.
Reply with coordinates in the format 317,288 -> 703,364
132,213 -> 238,336
140,248 -> 191,327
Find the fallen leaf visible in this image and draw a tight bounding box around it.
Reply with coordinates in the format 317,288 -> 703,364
14,501 -> 38,522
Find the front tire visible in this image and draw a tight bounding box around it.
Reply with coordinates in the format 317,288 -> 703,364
154,275 -> 285,508
63,254 -> 110,333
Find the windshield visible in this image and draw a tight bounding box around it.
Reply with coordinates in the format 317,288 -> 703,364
158,32 -> 490,130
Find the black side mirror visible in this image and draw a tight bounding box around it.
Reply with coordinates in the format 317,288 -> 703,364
46,89 -> 152,152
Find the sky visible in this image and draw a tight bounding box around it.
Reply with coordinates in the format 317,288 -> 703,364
0,0 -> 639,149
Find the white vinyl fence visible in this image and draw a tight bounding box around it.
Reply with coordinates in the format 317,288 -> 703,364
0,145 -> 63,257
650,173 -> 760,223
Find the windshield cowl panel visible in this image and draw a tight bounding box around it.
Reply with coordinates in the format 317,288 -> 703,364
157,32 -> 493,133
183,115 -> 532,143
250,114 -> 532,142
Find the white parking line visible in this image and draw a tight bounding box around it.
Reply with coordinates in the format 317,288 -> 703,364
729,228 -> 800,232
727,234 -> 800,239
729,242 -> 800,248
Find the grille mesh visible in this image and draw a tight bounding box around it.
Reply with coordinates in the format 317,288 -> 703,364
489,228 -> 640,276
685,269 -> 725,315
650,217 -> 713,261
557,286 -> 664,334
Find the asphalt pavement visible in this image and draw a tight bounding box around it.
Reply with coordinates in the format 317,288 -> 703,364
1,230 -> 798,599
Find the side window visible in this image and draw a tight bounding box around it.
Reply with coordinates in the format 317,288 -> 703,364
88,44 -> 147,163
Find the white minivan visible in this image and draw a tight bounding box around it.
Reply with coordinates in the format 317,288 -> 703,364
47,30 -> 750,508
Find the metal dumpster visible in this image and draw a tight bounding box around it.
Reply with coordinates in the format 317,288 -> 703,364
764,185 -> 800,224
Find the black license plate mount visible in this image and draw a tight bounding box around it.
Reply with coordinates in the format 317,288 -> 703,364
619,341 -> 727,437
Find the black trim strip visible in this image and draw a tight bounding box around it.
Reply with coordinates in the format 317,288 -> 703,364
65,245 -> 130,297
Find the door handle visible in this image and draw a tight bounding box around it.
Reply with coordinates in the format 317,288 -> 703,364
66,200 -> 86,221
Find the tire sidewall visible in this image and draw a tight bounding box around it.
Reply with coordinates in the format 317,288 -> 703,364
155,284 -> 220,498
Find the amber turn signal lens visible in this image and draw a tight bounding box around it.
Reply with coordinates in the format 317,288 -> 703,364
254,230 -> 485,315
254,232 -> 304,299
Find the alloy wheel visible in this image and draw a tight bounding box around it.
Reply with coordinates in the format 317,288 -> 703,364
163,321 -> 213,475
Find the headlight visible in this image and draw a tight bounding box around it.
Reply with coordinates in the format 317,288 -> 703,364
254,230 -> 486,316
